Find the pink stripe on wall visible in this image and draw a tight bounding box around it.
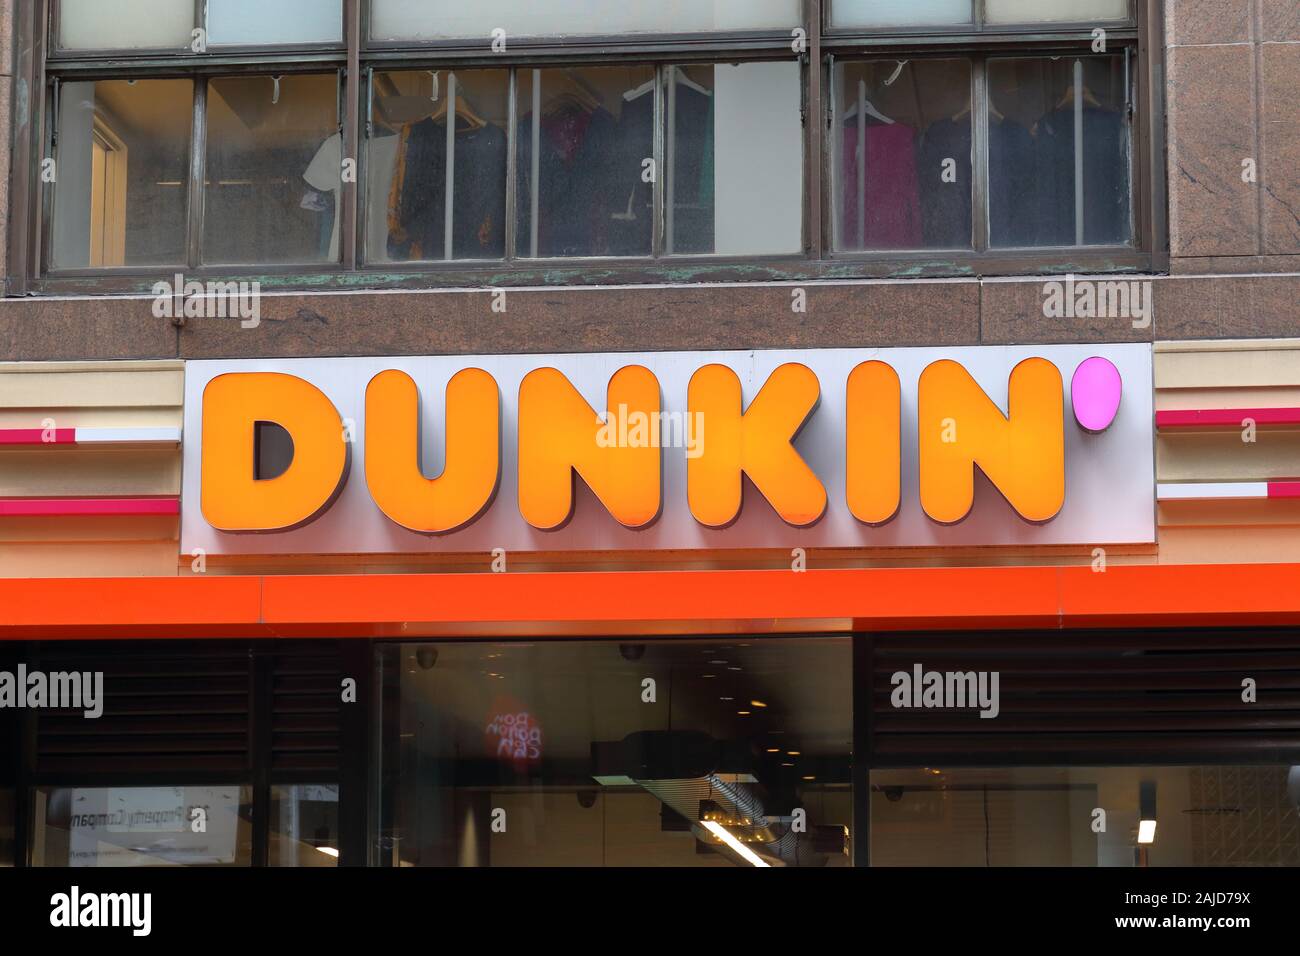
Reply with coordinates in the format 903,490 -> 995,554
0,428 -> 76,445
1157,408 -> 1300,428
1268,483 -> 1300,499
0,498 -> 180,517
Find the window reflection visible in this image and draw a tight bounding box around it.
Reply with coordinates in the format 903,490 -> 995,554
270,784 -> 340,866
32,785 -> 253,867
375,639 -> 853,867
872,766 -> 1300,866
205,73 -> 340,265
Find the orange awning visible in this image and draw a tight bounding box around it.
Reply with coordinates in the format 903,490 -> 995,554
1,563 -> 1296,640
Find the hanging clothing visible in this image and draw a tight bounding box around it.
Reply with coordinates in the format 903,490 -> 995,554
1029,105 -> 1130,247
386,115 -> 508,261
840,119 -> 923,250
916,117 -> 973,249
517,105 -> 620,258
987,116 -> 1037,248
608,93 -> 655,257
303,131 -> 403,262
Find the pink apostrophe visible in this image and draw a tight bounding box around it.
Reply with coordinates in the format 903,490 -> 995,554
1072,357 -> 1122,433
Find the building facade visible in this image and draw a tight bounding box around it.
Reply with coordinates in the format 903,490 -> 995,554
1,0 -> 1299,868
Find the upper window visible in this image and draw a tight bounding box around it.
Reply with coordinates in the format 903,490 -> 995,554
28,1 -> 1153,286
370,0 -> 802,42
828,0 -> 1130,29
56,0 -> 344,50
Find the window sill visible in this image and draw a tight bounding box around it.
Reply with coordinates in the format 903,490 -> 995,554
26,249 -> 1156,297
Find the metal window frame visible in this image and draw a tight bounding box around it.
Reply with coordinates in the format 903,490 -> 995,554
823,41 -> 1144,263
9,0 -> 1167,296
46,0 -> 349,62
6,638 -> 361,869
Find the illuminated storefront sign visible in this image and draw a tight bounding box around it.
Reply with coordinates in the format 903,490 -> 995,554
181,345 -> 1154,555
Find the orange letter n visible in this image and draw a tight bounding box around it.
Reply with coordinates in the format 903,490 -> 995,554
918,358 -> 1065,525
517,366 -> 662,530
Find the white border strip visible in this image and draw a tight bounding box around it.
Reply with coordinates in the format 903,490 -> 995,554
72,427 -> 182,445
1157,482 -> 1269,501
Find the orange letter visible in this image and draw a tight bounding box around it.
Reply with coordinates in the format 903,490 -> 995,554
201,372 -> 349,532
518,366 -> 661,530
846,361 -> 901,525
918,358 -> 1065,525
688,363 -> 826,528
365,369 -> 500,534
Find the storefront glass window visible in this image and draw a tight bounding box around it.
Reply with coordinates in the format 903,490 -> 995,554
516,66 -> 656,259
51,79 -> 193,269
830,0 -> 972,28
204,73 -> 341,265
0,789 -> 14,867
984,0 -> 1129,24
986,55 -> 1132,248
31,785 -> 254,867
666,62 -> 803,257
57,0 -> 195,50
828,1 -> 1129,28
375,638 -> 853,867
207,0 -> 344,46
270,784 -> 340,867
833,59 -> 973,252
370,1 -> 801,42
371,70 -> 511,263
872,766 -> 1300,866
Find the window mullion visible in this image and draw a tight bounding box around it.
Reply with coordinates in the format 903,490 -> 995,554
652,65 -> 665,259
187,77 -> 207,269
341,0 -> 361,270
807,0 -> 824,259
972,57 -> 990,254
505,68 -> 519,262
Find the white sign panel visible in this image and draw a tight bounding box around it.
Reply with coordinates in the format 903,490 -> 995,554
181,344 -> 1155,555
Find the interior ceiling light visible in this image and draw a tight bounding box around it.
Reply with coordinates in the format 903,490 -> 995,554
1138,781 -> 1158,845
701,821 -> 770,868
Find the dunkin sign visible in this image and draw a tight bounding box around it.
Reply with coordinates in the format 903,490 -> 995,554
181,345 -> 1154,555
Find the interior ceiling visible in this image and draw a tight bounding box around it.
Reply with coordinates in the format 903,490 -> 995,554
90,75 -> 338,146
401,638 -> 853,761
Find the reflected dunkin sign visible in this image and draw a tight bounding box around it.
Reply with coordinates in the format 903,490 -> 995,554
182,345 -> 1154,556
